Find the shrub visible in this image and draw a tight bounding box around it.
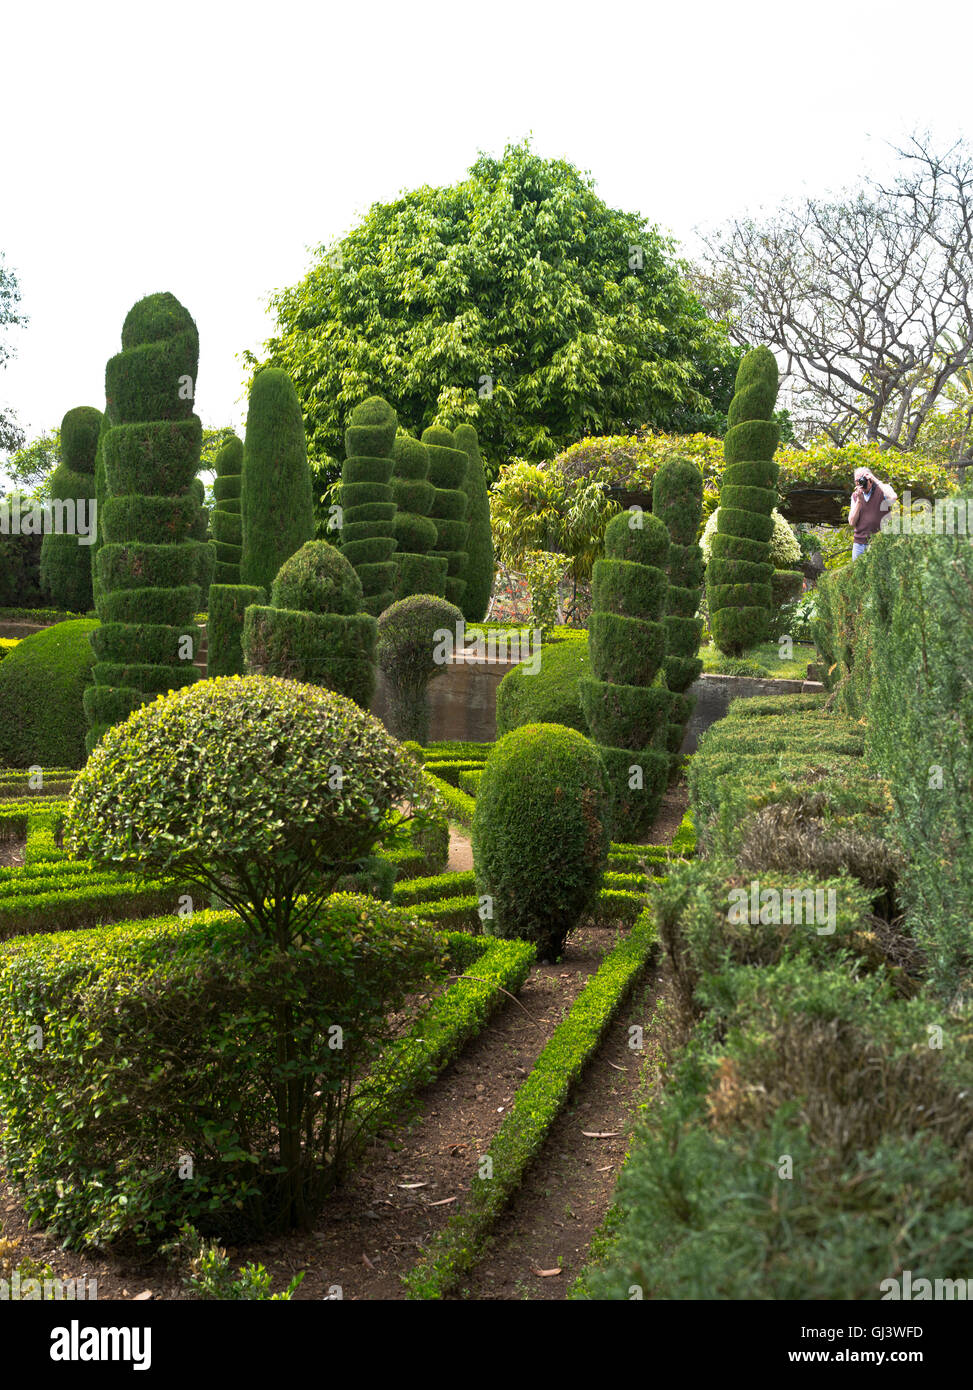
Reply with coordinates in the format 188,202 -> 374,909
706,348 -> 780,654
210,433 -> 243,584
0,619 -> 98,769
472,723 -> 610,960
0,495 -> 44,608
0,898 -> 441,1245
207,584 -> 265,677
88,294 -> 207,752
453,424 -> 494,622
376,594 -> 464,743
581,509 -> 670,837
242,541 -> 376,707
388,433 -> 446,602
495,634 -> 590,738
240,368 -> 315,593
421,424 -> 469,609
652,455 -> 704,774
39,406 -> 101,612
338,398 -> 398,615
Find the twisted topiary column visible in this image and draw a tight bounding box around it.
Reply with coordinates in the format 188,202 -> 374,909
40,405 -> 102,612
211,433 -> 243,584
421,424 -> 469,609
452,423 -> 494,623
338,396 -> 399,616
85,293 -> 209,753
89,405 -> 112,608
707,346 -> 780,655
580,509 -> 671,838
240,368 -> 315,594
389,433 -> 445,600
652,456 -> 705,779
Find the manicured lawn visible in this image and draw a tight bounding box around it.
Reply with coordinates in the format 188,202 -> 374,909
699,639 -> 816,680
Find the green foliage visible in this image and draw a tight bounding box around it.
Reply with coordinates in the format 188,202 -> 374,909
653,456 -> 704,772
39,406 -> 99,616
337,397 -> 398,614
421,424 -> 469,609
270,539 -> 362,615
0,619 -> 97,769
240,368 -> 315,593
242,605 -> 376,709
472,723 -> 610,960
251,141 -> 735,498
452,424 -> 494,622
489,459 -> 620,590
207,584 -> 265,677
376,594 -> 464,743
495,634 -> 590,737
0,493 -> 45,608
521,549 -> 564,635
209,432 -> 243,586
168,1225 -> 304,1300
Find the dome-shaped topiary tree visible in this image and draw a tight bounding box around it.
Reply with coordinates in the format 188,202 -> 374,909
706,346 -> 780,654
86,292 -> 210,753
420,424 -> 469,609
472,722 -> 610,961
495,636 -> 591,737
0,618 -> 98,769
240,368 -> 315,593
452,423 -> 494,623
338,396 -> 399,615
580,508 -> 671,837
376,593 -> 464,742
242,540 -> 377,708
652,456 -> 705,778
40,405 -> 102,613
389,433 -> 446,600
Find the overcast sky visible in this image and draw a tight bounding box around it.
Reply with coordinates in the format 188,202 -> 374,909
2,0 -> 970,488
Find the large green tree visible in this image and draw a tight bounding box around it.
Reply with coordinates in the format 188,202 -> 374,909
249,142 -> 734,503
0,252 -> 27,455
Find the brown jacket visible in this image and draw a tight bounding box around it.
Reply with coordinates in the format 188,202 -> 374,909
852,485 -> 888,543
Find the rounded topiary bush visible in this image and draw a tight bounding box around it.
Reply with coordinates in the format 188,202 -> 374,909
0,619 -> 98,769
376,594 -> 464,743
472,723 -> 610,962
271,540 -> 363,615
495,636 -> 591,737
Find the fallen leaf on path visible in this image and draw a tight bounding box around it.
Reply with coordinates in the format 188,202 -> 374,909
397,1182 -> 428,1189
582,1130 -> 619,1138
362,1253 -> 375,1269
429,1197 -> 457,1207
532,1268 -> 562,1277
133,1291 -> 153,1301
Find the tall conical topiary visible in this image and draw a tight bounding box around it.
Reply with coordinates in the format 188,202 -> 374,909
89,405 -> 112,608
652,457 -> 705,779
707,347 -> 780,655
240,368 -> 315,593
338,396 -> 399,616
453,423 -> 494,623
212,433 -> 243,584
40,405 -> 102,612
421,424 -> 469,609
579,509 -> 671,838
85,292 -> 209,753
389,433 -> 446,599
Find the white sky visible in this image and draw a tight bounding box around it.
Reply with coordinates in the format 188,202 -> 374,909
2,0 -> 971,489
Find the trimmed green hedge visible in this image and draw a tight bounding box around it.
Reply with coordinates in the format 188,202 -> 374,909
240,369 -> 315,593
338,399 -> 399,615
39,406 -> 101,612
0,619 -> 98,769
421,425 -> 470,610
495,634 -> 590,737
207,584 -> 264,677
452,424 -> 493,623
242,604 -> 377,709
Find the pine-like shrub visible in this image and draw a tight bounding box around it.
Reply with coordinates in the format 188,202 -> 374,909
389,433 -> 447,601
207,585 -> 265,677
40,406 -> 101,612
652,456 -> 705,775
242,541 -> 376,708
495,635 -> 590,737
706,347 -> 780,654
86,293 -> 209,753
337,397 -> 398,615
240,369 -> 315,593
211,433 -> 244,584
580,509 -> 671,837
472,722 -> 610,961
453,423 -> 494,623
421,425 -> 469,609
0,618 -> 98,768
376,594 -> 464,742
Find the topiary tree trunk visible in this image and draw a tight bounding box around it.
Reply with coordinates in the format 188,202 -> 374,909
40,406 -> 102,612
452,423 -> 494,622
338,396 -> 400,616
707,346 -> 780,655
240,368 -> 315,593
85,293 -> 210,754
652,456 -> 705,780
389,433 -> 447,600
421,424 -> 469,609
579,509 -> 671,838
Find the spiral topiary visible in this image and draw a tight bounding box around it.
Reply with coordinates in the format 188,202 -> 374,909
242,540 -> 377,708
240,368 -> 315,594
452,423 -> 494,623
706,347 -> 780,654
89,406 -> 112,607
652,456 -> 705,778
472,722 -> 610,962
580,508 -> 671,837
420,424 -> 469,610
376,593 -> 464,742
85,293 -> 209,753
40,405 -> 102,612
337,396 -> 399,616
211,433 -> 244,585
389,432 -> 446,600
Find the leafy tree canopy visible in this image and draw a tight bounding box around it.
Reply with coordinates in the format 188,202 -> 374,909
0,252 -> 27,455
248,141 -> 736,501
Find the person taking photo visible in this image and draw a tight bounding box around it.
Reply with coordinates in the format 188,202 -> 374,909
849,466 -> 897,558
